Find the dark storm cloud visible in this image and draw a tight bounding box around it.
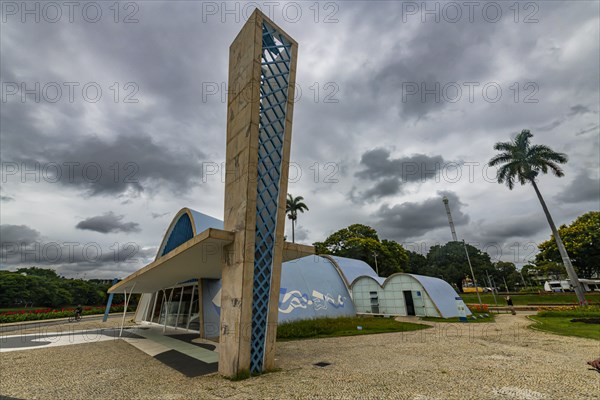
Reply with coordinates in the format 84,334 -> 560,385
366,7 -> 501,120
1,126 -> 206,197
335,2 -> 600,137
538,119 -> 563,132
353,149 -> 447,201
0,224 -> 41,246
0,3 -> 225,198
568,105 -> 594,116
360,178 -> 402,200
373,191 -> 469,241
475,217 -> 548,246
76,212 -> 140,234
53,248 -> 157,277
287,2 -> 512,160
537,104 -> 599,132
1,196 -> 14,202
1,224 -> 155,272
555,171 -> 600,204
151,212 -> 170,219
356,149 -> 446,181
0,3 -> 234,121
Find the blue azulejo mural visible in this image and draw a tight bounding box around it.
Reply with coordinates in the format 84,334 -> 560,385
204,255 -> 356,335
277,255 -> 356,323
279,288 -> 347,315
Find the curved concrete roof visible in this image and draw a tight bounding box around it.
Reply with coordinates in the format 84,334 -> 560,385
156,207 -> 223,259
323,255 -> 384,287
406,274 -> 464,316
279,255 -> 355,322
350,273 -> 471,318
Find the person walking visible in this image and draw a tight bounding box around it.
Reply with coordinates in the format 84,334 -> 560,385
75,304 -> 83,320
587,357 -> 600,372
505,296 -> 516,315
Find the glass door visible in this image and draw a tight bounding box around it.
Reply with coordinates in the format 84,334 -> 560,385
177,285 -> 194,328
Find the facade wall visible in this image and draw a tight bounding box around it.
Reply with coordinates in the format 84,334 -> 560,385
137,256 -> 356,334
387,275 -> 439,317
134,292 -> 153,322
278,255 -> 355,323
202,279 -> 221,338
351,277 -> 383,313
352,275 -> 441,317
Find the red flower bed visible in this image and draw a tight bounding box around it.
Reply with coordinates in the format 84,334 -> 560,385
0,304 -> 126,323
467,303 -> 489,312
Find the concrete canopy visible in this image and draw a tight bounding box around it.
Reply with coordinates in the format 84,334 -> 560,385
108,228 -> 234,294
108,228 -> 314,294
108,205 -> 314,294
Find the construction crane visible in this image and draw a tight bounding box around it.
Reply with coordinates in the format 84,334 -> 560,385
442,196 -> 458,241
442,196 -> 483,307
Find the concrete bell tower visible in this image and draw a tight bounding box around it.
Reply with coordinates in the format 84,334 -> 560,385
218,9 -> 298,376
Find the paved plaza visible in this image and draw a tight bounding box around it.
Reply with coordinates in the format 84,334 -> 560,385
1,313 -> 598,399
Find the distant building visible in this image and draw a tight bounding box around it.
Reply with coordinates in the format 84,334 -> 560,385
87,279 -> 116,285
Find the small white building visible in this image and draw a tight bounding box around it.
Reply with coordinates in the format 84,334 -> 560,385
351,273 -> 471,318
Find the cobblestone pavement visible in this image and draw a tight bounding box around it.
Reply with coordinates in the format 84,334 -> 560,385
1,314 -> 598,399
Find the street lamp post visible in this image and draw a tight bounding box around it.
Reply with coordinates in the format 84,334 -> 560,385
373,253 -> 379,276
519,270 -> 528,290
485,270 -> 497,305
463,240 -> 483,307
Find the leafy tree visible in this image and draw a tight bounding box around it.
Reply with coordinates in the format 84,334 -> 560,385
52,287 -> 74,307
493,261 -> 518,291
0,272 -> 31,306
285,194 -> 309,243
314,224 -> 407,277
488,129 -> 586,303
379,239 -> 409,276
16,267 -> 59,279
405,251 -> 429,275
535,211 -> 600,278
526,261 -> 566,281
426,242 -> 493,292
0,268 -> 113,307
314,224 -> 379,254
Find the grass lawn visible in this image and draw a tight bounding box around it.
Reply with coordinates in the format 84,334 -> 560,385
527,307 -> 600,340
420,312 -> 495,323
528,316 -> 600,340
276,316 -> 429,340
460,292 -> 600,306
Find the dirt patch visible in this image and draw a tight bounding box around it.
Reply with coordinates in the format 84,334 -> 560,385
570,318 -> 600,324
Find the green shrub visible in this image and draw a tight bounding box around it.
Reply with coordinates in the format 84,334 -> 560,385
537,305 -> 600,318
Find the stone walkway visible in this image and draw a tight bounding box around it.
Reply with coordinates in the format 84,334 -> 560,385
0,314 -> 598,399
1,321 -> 220,378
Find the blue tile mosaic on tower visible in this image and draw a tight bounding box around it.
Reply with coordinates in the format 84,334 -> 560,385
249,21 -> 293,374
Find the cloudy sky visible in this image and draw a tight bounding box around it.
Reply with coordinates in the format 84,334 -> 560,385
1,1 -> 598,278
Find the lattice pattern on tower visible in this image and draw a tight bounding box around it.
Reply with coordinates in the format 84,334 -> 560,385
249,22 -> 293,374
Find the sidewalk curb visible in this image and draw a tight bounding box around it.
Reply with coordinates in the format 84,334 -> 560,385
0,312 -> 135,328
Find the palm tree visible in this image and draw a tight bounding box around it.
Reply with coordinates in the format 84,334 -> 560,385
285,194 -> 308,243
488,129 -> 587,304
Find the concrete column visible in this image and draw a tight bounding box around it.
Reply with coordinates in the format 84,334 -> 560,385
197,280 -> 204,338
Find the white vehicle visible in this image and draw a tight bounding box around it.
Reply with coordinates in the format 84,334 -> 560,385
544,279 -> 600,292
544,280 -> 571,292
580,279 -> 600,292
